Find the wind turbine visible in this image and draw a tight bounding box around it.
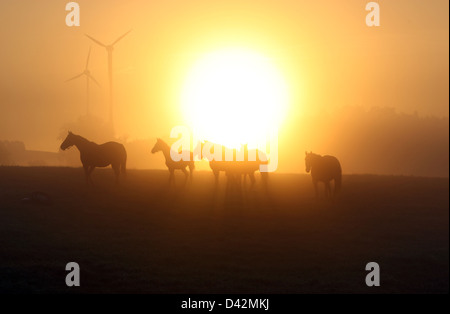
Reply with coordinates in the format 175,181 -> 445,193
65,47 -> 100,116
85,30 -> 131,129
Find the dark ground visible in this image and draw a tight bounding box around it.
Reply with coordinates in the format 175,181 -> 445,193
0,166 -> 448,293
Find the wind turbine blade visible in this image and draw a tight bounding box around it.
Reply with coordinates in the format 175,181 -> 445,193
88,74 -> 101,87
65,73 -> 84,82
112,29 -> 132,46
85,34 -> 107,47
85,47 -> 91,70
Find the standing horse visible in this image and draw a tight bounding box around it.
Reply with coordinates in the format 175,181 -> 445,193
198,141 -> 268,188
151,138 -> 195,185
60,131 -> 127,185
305,151 -> 342,198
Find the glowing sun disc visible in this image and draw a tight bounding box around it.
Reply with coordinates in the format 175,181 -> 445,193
181,48 -> 289,148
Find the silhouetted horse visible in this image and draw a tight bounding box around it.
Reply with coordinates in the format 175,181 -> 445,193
151,138 -> 195,185
60,131 -> 127,185
198,141 -> 268,188
305,151 -> 341,198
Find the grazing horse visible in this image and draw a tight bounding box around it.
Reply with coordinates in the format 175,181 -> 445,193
198,141 -> 268,188
60,131 -> 127,185
305,151 -> 342,198
151,138 -> 195,185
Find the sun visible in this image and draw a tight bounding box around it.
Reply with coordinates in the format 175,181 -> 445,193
181,48 -> 289,148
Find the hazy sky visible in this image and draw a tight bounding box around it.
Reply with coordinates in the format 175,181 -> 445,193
0,0 -> 448,152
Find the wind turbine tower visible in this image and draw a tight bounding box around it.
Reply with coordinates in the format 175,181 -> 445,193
66,47 -> 100,116
85,30 -> 131,130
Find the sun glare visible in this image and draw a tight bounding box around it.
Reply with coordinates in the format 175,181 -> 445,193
181,48 -> 289,148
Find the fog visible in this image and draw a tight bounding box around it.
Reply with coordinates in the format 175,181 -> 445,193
0,1 -> 448,176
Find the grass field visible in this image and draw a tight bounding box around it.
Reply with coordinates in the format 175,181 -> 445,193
0,166 -> 448,293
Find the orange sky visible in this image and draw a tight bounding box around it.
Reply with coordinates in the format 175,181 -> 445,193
0,0 -> 448,157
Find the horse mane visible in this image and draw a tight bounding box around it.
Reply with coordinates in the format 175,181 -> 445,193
157,138 -> 171,150
72,133 -> 96,146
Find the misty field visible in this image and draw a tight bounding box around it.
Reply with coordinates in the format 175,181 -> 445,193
0,166 -> 448,293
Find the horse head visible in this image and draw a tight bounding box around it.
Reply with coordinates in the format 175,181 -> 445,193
151,138 -> 164,154
305,151 -> 313,173
60,131 -> 75,151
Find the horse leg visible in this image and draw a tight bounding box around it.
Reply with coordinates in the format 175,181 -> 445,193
261,172 -> 269,193
112,164 -> 120,185
83,164 -> 90,186
88,166 -> 95,186
213,170 -> 219,186
228,172 -> 239,192
312,179 -> 319,199
249,172 -> 256,189
234,173 -> 240,192
182,167 -> 189,186
189,164 -> 194,183
120,159 -> 127,182
225,172 -> 232,193
168,168 -> 175,187
325,181 -> 331,198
